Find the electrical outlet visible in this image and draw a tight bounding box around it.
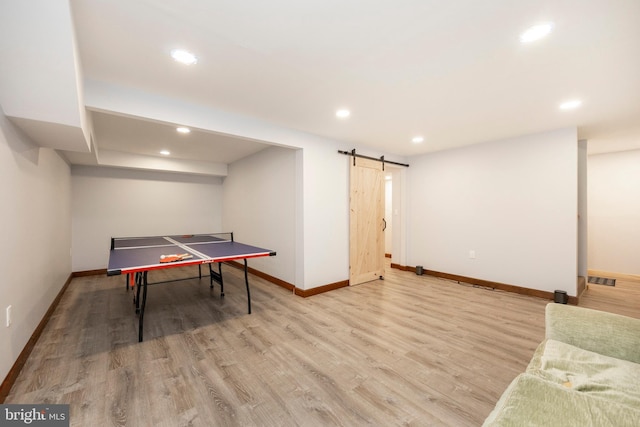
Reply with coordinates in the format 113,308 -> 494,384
6,305 -> 12,327
469,250 -> 476,259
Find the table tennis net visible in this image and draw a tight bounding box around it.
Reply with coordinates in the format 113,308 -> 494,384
111,232 -> 234,250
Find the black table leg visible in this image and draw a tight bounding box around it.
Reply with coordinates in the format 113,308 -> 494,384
138,271 -> 148,342
209,262 -> 224,296
218,263 -> 224,296
134,272 -> 142,311
244,259 -> 251,314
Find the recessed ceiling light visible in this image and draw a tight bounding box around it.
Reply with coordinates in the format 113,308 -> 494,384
336,109 -> 351,119
160,150 -> 171,156
520,22 -> 554,43
171,49 -> 198,65
176,127 -> 191,134
412,136 -> 424,144
559,99 -> 582,110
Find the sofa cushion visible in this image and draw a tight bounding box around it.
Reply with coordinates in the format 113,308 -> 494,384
482,373 -> 640,426
527,339 -> 640,410
545,303 -> 640,364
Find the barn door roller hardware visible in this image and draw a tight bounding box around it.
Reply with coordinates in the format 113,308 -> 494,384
338,149 -> 409,170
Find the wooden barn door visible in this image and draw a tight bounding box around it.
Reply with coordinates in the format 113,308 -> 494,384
349,157 -> 385,285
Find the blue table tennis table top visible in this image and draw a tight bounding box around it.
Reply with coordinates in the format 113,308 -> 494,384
107,233 -> 276,275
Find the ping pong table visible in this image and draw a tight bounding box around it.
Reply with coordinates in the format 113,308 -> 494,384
107,232 -> 276,342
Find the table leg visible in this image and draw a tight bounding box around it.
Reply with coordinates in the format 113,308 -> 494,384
135,272 -> 142,312
244,259 -> 251,314
138,271 -> 148,342
218,263 -> 224,296
209,262 -> 224,296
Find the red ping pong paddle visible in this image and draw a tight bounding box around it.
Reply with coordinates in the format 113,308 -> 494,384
159,253 -> 193,263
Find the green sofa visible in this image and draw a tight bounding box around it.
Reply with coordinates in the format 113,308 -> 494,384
483,303 -> 640,426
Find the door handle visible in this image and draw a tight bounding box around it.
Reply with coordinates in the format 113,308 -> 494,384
382,218 -> 387,231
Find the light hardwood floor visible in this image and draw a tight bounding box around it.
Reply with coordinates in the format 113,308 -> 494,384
580,270 -> 640,319
6,263 -> 638,426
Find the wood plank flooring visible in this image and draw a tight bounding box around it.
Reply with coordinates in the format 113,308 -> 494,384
5,263 -> 637,426
579,270 -> 640,319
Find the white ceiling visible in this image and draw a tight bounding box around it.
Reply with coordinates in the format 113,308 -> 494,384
4,0 -> 640,173
90,112 -> 268,164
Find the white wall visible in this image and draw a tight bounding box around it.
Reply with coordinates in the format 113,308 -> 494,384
300,143 -> 351,289
0,111 -> 71,382
222,146 -> 297,285
390,167 -> 408,267
588,149 -> 640,275
71,166 -> 223,271
406,128 -> 578,295
577,140 -> 588,277
84,82 -> 407,290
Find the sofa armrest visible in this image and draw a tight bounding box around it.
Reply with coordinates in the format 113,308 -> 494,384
545,303 -> 640,364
